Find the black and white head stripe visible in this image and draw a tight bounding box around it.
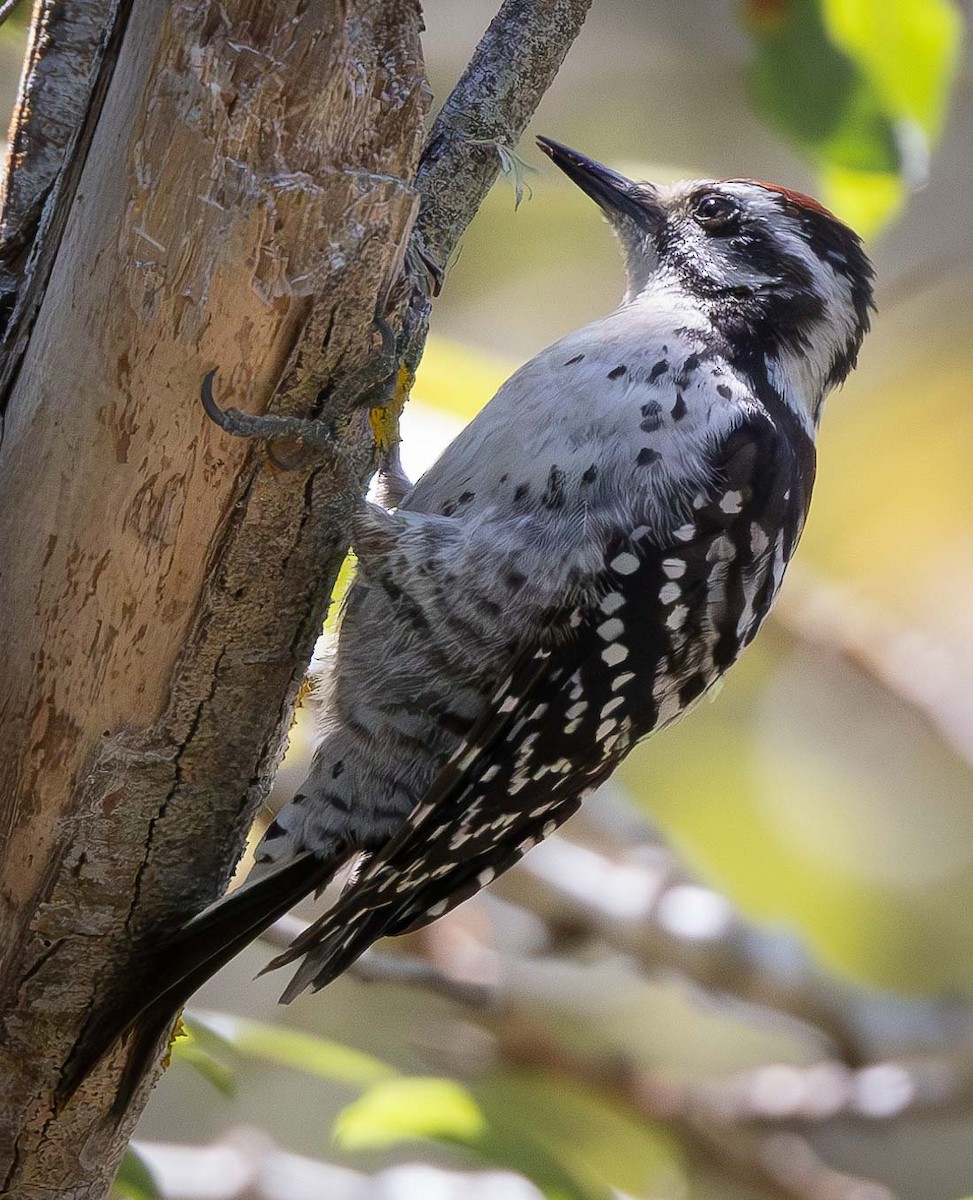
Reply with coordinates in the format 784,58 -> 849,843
662,179 -> 874,397
736,182 -> 874,355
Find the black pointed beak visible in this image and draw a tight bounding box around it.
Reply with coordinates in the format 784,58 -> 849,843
536,137 -> 663,231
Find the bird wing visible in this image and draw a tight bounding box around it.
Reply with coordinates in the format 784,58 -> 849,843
267,412 -> 808,1001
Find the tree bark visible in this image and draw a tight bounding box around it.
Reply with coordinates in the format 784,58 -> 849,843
0,0 -> 592,1196
0,0 -> 427,1193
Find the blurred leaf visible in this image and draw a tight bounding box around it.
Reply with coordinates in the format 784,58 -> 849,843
172,1017 -> 236,1097
0,0 -> 30,40
817,162 -> 903,235
477,1073 -> 678,1200
742,0 -> 963,233
188,1010 -> 397,1088
112,1147 -> 161,1200
476,1122 -> 612,1200
334,1076 -> 485,1149
822,0 -> 962,138
336,1076 -> 609,1200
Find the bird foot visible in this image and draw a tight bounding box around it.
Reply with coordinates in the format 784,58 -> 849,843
201,313 -> 400,471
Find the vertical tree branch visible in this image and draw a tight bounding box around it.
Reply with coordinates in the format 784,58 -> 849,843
0,0 -> 132,374
413,0 -> 594,270
388,0 -> 594,441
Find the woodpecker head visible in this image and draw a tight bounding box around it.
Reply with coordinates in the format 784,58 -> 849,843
537,137 -> 874,424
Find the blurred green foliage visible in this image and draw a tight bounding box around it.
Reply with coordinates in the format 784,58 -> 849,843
170,1018 -> 237,1097
185,1011 -> 397,1087
334,1077 -> 486,1149
335,1073 -> 617,1200
742,0 -> 963,233
172,1014 -> 637,1199
113,1147 -> 162,1200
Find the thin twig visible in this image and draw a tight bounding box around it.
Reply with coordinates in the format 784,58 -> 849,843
393,0 -> 594,398
492,830 -> 971,1066
411,0 -> 594,278
131,1129 -> 535,1200
258,907 -> 973,1127
0,0 -> 24,27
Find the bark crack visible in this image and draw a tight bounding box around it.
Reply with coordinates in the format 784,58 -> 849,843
124,646 -> 228,939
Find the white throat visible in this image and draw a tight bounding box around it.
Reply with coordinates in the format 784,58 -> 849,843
766,347 -> 827,437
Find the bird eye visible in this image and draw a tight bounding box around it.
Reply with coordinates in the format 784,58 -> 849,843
692,193 -> 741,233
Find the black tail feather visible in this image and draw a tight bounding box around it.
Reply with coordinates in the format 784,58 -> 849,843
55,852 -> 337,1113
278,906 -> 394,1002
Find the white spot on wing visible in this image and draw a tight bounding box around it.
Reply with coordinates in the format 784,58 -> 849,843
601,643 -> 629,667
610,552 -> 639,575
666,605 -> 688,630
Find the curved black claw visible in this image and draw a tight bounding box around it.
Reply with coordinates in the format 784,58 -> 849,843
373,312 -> 396,363
335,312 -> 400,412
200,370 -> 337,467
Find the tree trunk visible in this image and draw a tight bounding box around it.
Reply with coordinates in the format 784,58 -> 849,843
0,0 -> 591,1194
0,1 -> 427,1192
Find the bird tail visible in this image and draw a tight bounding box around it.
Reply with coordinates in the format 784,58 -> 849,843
55,850 -> 339,1114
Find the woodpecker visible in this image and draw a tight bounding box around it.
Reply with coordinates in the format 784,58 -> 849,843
63,138 -> 873,1104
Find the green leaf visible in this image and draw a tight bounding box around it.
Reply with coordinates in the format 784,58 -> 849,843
113,1147 -> 161,1200
476,1072 -> 680,1200
188,1009 -> 397,1088
334,1076 -> 485,1150
335,1077 -> 610,1200
171,1017 -> 236,1097
475,1121 -> 612,1200
822,0 -> 962,138
742,0 -> 963,234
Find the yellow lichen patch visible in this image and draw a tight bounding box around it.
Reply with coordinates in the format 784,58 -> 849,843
163,1013 -> 188,1070
369,363 -> 414,453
